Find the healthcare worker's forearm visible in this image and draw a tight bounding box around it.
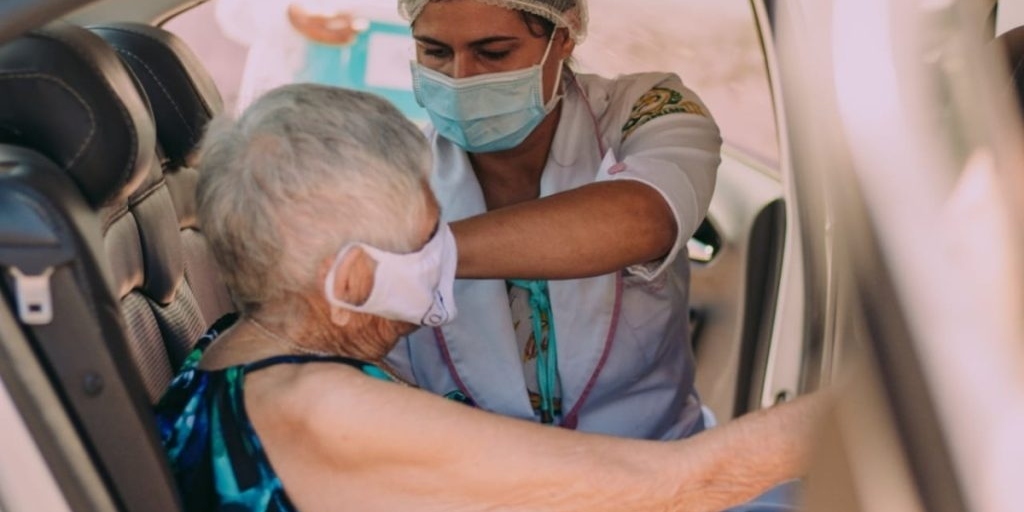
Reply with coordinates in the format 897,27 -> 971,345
451,180 -> 677,279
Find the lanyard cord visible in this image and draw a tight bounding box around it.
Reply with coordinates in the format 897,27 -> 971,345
509,278 -> 559,424
502,77 -> 599,424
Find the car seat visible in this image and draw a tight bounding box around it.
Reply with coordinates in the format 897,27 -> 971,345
88,22 -> 235,330
0,23 -> 184,511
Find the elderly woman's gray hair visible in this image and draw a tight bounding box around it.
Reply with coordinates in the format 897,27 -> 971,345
196,84 -> 431,314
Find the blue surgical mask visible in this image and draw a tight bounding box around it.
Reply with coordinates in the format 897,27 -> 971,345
410,34 -> 562,153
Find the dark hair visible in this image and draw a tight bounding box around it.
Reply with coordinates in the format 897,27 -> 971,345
519,11 -> 556,38
518,8 -> 576,71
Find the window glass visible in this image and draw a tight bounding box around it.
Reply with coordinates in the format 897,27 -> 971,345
163,2 -> 245,111
163,0 -> 424,122
164,0 -> 776,165
577,0 -> 778,165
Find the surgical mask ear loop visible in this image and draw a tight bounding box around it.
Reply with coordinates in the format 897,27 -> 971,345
539,31 -> 564,111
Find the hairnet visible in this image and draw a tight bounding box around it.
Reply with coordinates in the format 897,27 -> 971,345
398,0 -> 588,42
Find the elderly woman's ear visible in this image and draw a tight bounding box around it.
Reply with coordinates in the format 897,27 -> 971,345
325,248 -> 377,326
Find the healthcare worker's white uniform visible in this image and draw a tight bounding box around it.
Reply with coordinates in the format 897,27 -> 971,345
387,71 -> 722,440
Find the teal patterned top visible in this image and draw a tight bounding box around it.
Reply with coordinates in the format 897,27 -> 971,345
154,314 -> 394,511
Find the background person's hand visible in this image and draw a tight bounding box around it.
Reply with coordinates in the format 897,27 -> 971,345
287,3 -> 367,45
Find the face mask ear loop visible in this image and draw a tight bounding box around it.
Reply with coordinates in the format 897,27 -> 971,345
539,30 -> 557,66
540,32 -> 564,111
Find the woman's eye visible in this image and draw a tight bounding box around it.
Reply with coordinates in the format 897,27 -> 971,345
477,50 -> 511,61
422,47 -> 451,59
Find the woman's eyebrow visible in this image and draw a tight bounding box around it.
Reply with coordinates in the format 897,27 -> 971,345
414,35 -> 519,47
413,35 -> 449,47
468,36 -> 519,46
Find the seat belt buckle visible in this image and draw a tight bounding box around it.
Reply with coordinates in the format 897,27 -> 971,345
7,266 -> 55,325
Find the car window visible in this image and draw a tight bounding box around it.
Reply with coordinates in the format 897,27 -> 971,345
998,0 -> 1023,35
577,0 -> 778,166
163,0 -> 426,123
162,1 -> 246,110
164,0 -> 777,165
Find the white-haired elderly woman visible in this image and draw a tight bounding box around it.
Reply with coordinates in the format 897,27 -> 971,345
155,83 -> 822,511
388,0 -> 720,441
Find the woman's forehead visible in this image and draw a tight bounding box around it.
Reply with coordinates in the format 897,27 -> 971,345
414,0 -> 528,37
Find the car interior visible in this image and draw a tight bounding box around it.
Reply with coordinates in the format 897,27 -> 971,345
0,18 -> 236,510
0,7 -> 791,506
2,0 -> 1019,510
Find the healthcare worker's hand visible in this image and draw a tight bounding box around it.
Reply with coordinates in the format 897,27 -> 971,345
287,4 -> 366,45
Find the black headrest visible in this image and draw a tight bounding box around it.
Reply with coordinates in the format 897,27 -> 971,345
0,23 -> 155,208
89,23 -> 223,168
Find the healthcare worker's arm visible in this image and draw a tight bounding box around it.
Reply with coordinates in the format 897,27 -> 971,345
452,80 -> 721,281
452,180 -> 679,280
253,365 -> 827,512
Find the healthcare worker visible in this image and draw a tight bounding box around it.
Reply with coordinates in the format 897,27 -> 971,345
214,0 -> 427,121
386,0 -> 722,441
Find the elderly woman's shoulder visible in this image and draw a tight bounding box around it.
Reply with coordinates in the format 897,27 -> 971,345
246,360 -> 379,421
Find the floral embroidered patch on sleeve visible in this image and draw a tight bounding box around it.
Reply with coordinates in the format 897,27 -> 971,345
621,87 -> 709,140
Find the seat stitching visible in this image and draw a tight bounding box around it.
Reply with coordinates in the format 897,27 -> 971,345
98,26 -> 215,117
103,203 -> 132,233
129,176 -> 168,206
115,48 -> 196,144
32,30 -> 141,192
0,73 -> 95,169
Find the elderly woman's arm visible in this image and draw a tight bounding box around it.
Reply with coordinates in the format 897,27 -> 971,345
254,368 -> 826,512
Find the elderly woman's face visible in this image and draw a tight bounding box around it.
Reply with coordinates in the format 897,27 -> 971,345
340,184 -> 440,306
412,0 -> 573,100
378,185 -> 442,334
328,184 -> 441,350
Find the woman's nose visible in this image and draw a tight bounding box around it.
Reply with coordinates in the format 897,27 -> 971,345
451,52 -> 478,79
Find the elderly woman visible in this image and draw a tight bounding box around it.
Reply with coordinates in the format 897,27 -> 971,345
155,84 -> 821,511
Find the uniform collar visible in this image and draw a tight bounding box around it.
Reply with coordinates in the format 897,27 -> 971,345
550,72 -> 610,169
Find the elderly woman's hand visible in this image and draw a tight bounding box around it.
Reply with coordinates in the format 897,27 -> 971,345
287,4 -> 367,45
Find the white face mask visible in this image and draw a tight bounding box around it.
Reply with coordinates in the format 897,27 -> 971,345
323,223 -> 458,327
